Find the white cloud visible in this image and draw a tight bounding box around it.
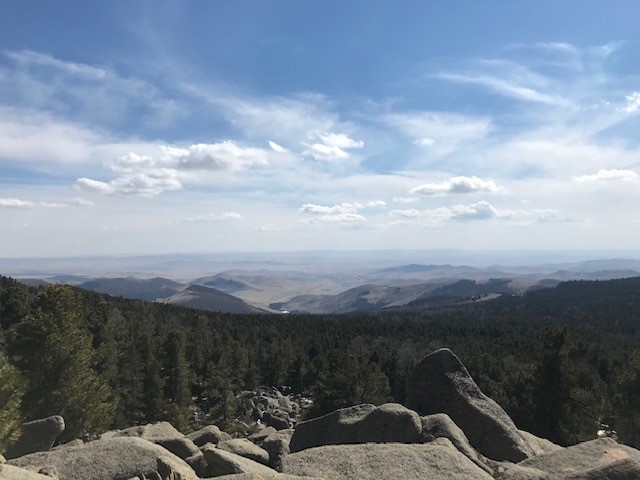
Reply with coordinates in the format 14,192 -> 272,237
410,176 -> 501,195
436,72 -> 562,105
160,141 -> 268,171
183,212 -> 244,223
307,143 -> 349,161
76,172 -> 182,196
573,169 -> 639,182
390,209 -> 423,219
316,213 -> 366,223
304,131 -> 364,161
7,50 -> 107,79
0,196 -> 93,208
384,112 -> 491,156
317,132 -> 364,149
268,141 -> 287,153
393,196 -> 420,204
390,201 -> 554,223
299,202 -> 372,223
0,198 -> 35,208
299,203 -> 360,215
622,92 -> 640,114
365,200 -> 386,208
413,137 -> 435,146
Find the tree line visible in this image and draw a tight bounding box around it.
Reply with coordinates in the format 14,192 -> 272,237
1,274 -> 640,450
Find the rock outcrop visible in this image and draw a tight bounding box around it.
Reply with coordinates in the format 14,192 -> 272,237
519,437 -> 640,479
284,439 -> 495,480
406,348 -> 535,462
4,416 -> 65,460
8,437 -> 198,480
6,348 -> 640,480
289,403 -> 421,452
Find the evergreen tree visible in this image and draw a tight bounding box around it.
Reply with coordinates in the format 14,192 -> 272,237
6,285 -> 115,441
163,329 -> 192,431
0,348 -> 24,452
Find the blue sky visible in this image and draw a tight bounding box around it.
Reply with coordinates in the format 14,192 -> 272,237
1,1 -> 639,256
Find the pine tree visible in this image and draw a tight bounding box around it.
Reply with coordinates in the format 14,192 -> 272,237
0,348 -> 24,452
163,329 -> 192,431
6,285 -> 115,441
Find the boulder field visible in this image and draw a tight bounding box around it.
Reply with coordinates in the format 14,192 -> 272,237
3,348 -> 639,479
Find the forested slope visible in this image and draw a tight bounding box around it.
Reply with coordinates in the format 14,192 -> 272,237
1,274 -> 640,451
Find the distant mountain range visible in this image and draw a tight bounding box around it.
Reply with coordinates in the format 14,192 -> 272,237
271,278 -> 526,314
7,257 -> 640,314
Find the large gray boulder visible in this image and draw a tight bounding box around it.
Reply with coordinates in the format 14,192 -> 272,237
519,437 -> 640,479
113,421 -> 199,460
187,425 -> 231,446
289,403 -> 421,452
114,421 -> 182,441
8,437 -> 198,480
284,439 -> 494,480
4,416 -> 65,460
406,348 -> 535,462
217,438 -> 270,465
262,429 -> 294,472
0,464 -> 53,479
201,443 -> 278,477
421,413 -> 492,473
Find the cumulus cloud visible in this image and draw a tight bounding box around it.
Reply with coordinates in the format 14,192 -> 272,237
410,176 -> 501,195
160,141 -> 268,171
268,141 -> 287,153
304,131 -> 364,161
299,203 -> 360,215
299,201 -> 376,223
573,169 -> 639,182
0,198 -> 35,208
77,141 -> 270,196
76,172 -> 182,196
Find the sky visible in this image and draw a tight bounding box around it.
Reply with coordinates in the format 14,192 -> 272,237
0,1 -> 639,257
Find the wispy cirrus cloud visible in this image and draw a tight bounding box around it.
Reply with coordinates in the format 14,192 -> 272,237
390,201 -> 559,223
435,71 -> 562,105
0,196 -> 93,208
573,169 -> 639,182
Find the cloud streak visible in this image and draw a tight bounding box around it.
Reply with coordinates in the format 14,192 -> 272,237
410,176 -> 501,195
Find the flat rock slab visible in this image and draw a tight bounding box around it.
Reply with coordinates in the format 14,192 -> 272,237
519,437 -> 640,479
8,437 -> 198,480
284,440 -> 494,480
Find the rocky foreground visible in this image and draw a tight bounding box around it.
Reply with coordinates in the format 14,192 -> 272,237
2,348 -> 639,480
